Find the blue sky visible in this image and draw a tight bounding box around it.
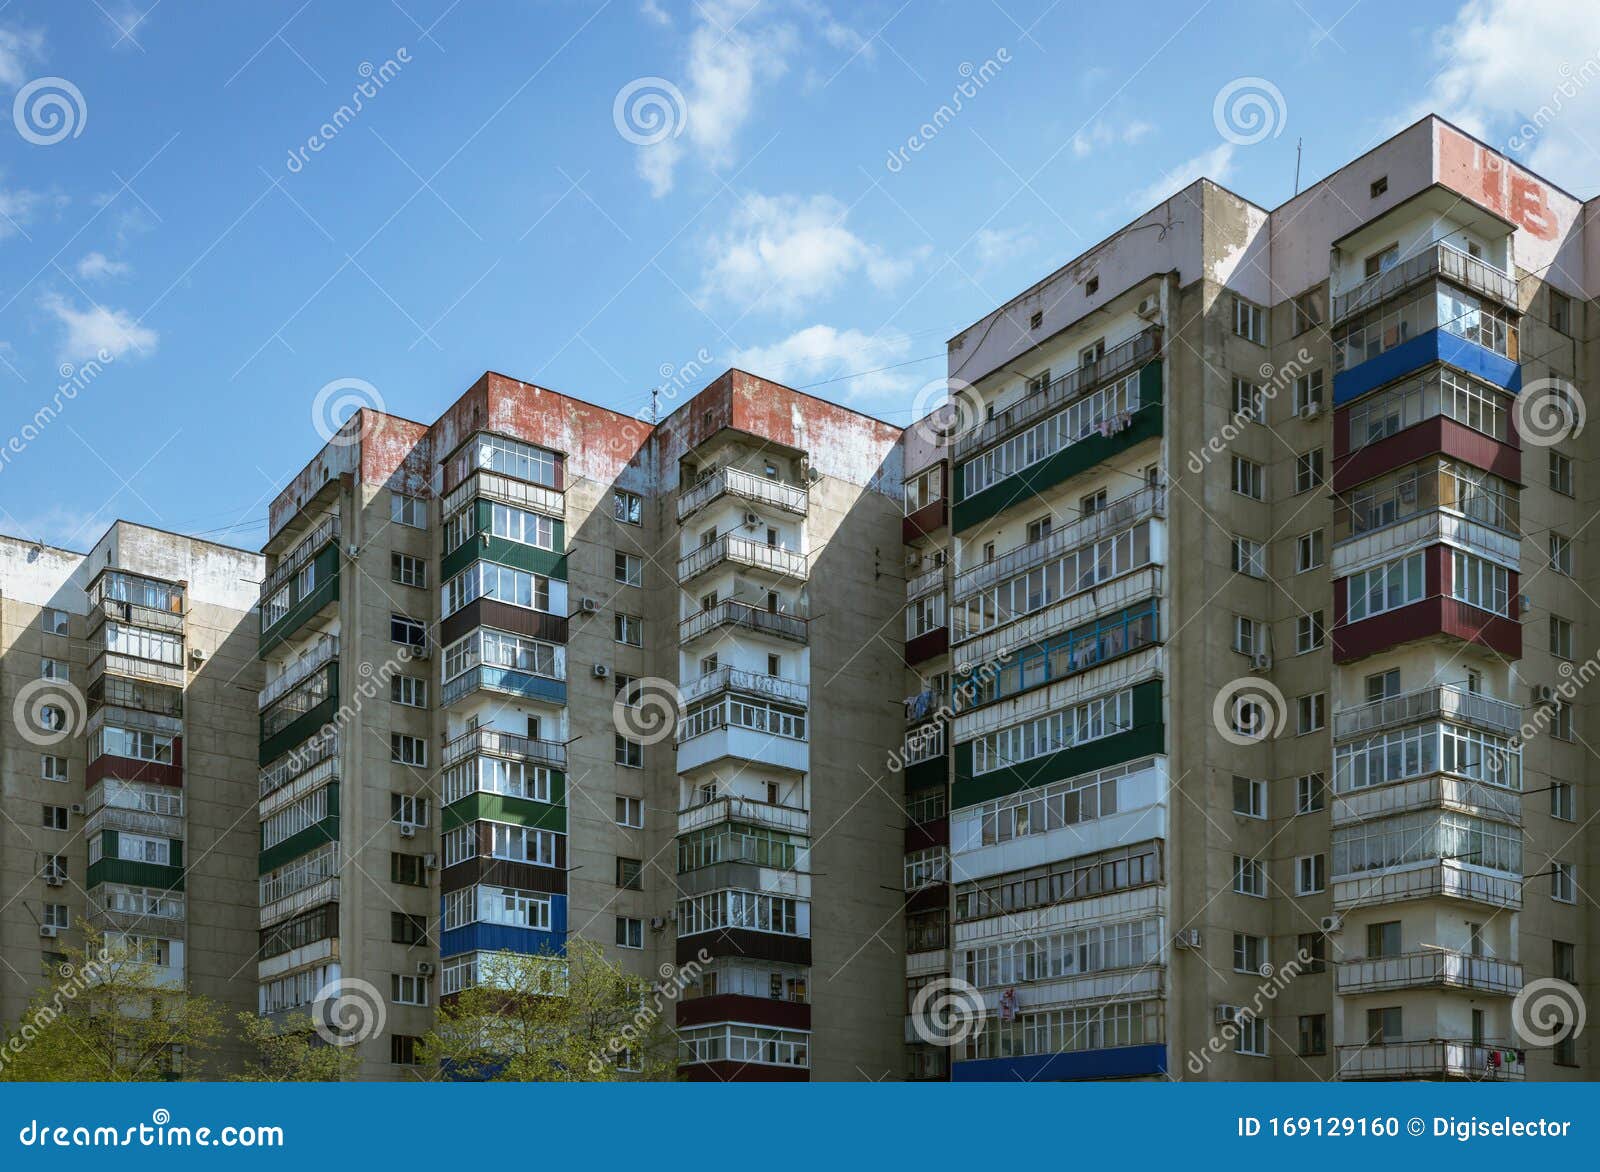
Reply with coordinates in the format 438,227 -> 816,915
0,0 -> 1588,551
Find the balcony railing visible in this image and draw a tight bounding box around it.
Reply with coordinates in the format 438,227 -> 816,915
260,514 -> 341,603
1333,242 -> 1519,324
259,636 -> 339,710
1332,772 -> 1522,827
677,466 -> 809,523
1336,951 -> 1523,996
953,485 -> 1165,600
442,727 -> 568,771
906,564 -> 944,601
260,731 -> 340,800
952,327 -> 1161,462
85,805 -> 184,840
903,723 -> 946,765
677,535 -> 808,584
680,600 -> 809,646
1332,860 -> 1522,911
1336,1039 -> 1525,1081
680,666 -> 809,708
676,795 -> 810,836
1333,684 -> 1521,741
88,597 -> 185,636
88,651 -> 183,688
441,470 -> 564,522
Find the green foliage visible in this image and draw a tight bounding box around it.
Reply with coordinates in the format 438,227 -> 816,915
231,1012 -> 364,1082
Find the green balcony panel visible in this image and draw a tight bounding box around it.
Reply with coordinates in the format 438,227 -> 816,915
259,665 -> 339,765
87,829 -> 185,892
442,502 -> 567,581
441,789 -> 567,834
260,544 -> 340,657
258,783 -> 341,874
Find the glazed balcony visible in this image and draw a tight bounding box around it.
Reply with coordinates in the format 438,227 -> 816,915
680,666 -> 809,708
259,514 -> 341,603
1335,951 -> 1522,997
87,596 -> 185,638
1332,242 -> 1519,325
680,600 -> 809,647
1336,1039 -> 1524,1081
1332,684 -> 1520,741
442,727 -> 568,771
442,664 -> 566,709
677,535 -> 808,585
84,804 -> 184,841
1332,773 -> 1521,828
906,564 -> 944,602
441,469 -> 564,522
677,466 -> 809,523
259,731 -> 339,801
1332,860 -> 1522,912
1331,511 -> 1519,580
952,327 -> 1161,462
88,651 -> 183,689
259,636 -> 339,710
676,796 -> 810,837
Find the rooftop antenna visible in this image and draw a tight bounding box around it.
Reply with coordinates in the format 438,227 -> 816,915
1294,137 -> 1303,196
650,386 -> 660,426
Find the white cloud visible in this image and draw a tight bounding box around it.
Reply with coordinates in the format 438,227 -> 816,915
0,24 -> 44,89
970,225 -> 1036,270
0,184 -> 43,240
1071,117 -> 1155,158
39,292 -> 158,362
703,192 -> 913,312
1127,143 -> 1236,210
76,251 -> 131,280
1420,0 -> 1600,185
733,324 -> 914,398
639,0 -> 672,27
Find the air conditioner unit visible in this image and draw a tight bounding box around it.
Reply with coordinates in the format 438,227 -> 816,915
1173,928 -> 1202,950
398,822 -> 417,839
479,532 -> 492,546
592,663 -> 611,680
1300,401 -> 1323,419
649,916 -> 667,931
743,511 -> 760,527
416,961 -> 435,977
70,803 -> 84,816
580,597 -> 599,614
45,875 -> 65,888
1533,684 -> 1557,706
1251,652 -> 1273,673
1519,593 -> 1533,613
905,551 -> 920,568
39,925 -> 58,939
1214,1004 -> 1242,1025
189,647 -> 206,665
347,543 -> 360,559
1320,915 -> 1344,934
1136,295 -> 1160,319
422,853 -> 438,870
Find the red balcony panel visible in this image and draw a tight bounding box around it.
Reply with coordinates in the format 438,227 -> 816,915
903,499 -> 949,544
680,1060 -> 809,1083
906,883 -> 948,913
1334,548 -> 1520,662
905,627 -> 949,666
905,818 -> 949,852
1333,415 -> 1520,492
677,929 -> 812,967
86,741 -> 183,789
675,994 -> 811,1031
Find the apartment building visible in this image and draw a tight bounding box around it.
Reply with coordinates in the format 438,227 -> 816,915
0,522 -> 263,1070
900,114 -> 1596,1082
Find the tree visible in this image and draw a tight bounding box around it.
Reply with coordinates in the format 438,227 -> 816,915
421,938 -> 682,1081
231,1012 -> 365,1082
0,927 -> 224,1081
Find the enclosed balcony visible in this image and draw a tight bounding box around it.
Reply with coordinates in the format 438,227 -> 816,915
1332,772 -> 1521,827
1336,951 -> 1522,997
676,535 -> 808,585
88,650 -> 184,690
680,666 -> 808,709
676,694 -> 809,775
1333,684 -> 1520,742
259,636 -> 340,711
1332,860 -> 1522,912
680,600 -> 808,647
442,664 -> 566,709
1336,1039 -> 1524,1081
259,514 -> 340,605
442,727 -> 568,772
677,795 -> 809,837
677,465 -> 809,523
1332,241 -> 1519,324
441,468 -> 564,523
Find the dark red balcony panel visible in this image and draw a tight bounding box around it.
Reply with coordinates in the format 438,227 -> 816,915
677,929 -> 812,967
1334,548 -> 1520,663
905,627 -> 949,666
680,1060 -> 808,1083
86,741 -> 183,789
906,883 -> 949,914
1333,415 -> 1520,492
675,994 -> 811,1031
903,498 -> 949,544
905,818 -> 949,852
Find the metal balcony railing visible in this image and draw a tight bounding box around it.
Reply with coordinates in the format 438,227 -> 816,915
677,535 -> 808,584
89,651 -> 184,689
259,636 -> 339,710
1332,772 -> 1522,827
1333,242 -> 1519,324
676,795 -> 810,836
1336,1039 -> 1525,1080
680,600 -> 809,646
88,597 -> 185,636
440,470 -> 564,522
1332,860 -> 1522,911
677,466 -> 809,523
1333,684 -> 1521,741
1336,951 -> 1522,996
906,565 -> 944,601
260,514 -> 341,602
952,327 -> 1160,462
442,727 -> 568,771
260,731 -> 339,800
680,666 -> 809,708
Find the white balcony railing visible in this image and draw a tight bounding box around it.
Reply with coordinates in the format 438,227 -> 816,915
260,514 -> 341,602
1335,951 -> 1522,996
1332,772 -> 1521,827
1333,241 -> 1519,324
442,727 -> 568,771
677,535 -> 808,583
441,469 -> 564,522
676,796 -> 810,836
906,565 -> 944,601
677,466 -> 809,523
680,600 -> 809,646
1333,684 -> 1521,741
259,635 -> 339,710
680,666 -> 809,708
1337,1039 -> 1525,1080
1332,860 -> 1522,911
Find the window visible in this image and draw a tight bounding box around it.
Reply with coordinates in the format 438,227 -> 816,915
1234,1015 -> 1267,1056
1232,776 -> 1266,819
1299,1014 -> 1327,1056
1551,782 -> 1576,822
41,854 -> 68,883
1550,533 -> 1572,575
391,553 -> 426,588
1296,854 -> 1326,894
1233,933 -> 1267,974
42,756 -> 67,782
43,805 -> 68,831
1553,699 -> 1575,741
613,490 -> 643,525
616,857 -> 643,890
1233,615 -> 1262,655
1292,290 -> 1324,334
1346,552 -> 1424,622
1451,550 -> 1509,616
614,552 -> 643,586
1367,920 -> 1402,956
42,608 -> 69,635
1369,175 -> 1388,198
391,735 -> 427,766
391,1035 -> 421,1065
1296,611 -> 1325,654
1363,243 -> 1398,278
484,502 -> 555,550
1296,530 -> 1323,573
1293,369 -> 1324,414
391,494 -> 425,528
1232,296 -> 1266,344
1085,276 -> 1099,296
1295,449 -> 1324,493
1551,616 -> 1573,659
1028,310 -> 1043,330
1297,932 -> 1327,973
614,735 -> 642,768
391,974 -> 430,1006
1233,855 -> 1266,897
390,853 -> 427,886
41,658 -> 67,682
1550,450 -> 1574,496
391,793 -> 429,827
1366,1006 -> 1403,1045
1231,456 -> 1264,500
615,796 -> 644,828
390,675 -> 427,708
1080,489 -> 1107,515
1296,773 -> 1325,814
1231,536 -> 1264,577
391,912 -> 429,945
1365,669 -> 1400,702
42,903 -> 69,930
1550,288 -> 1572,335
1026,515 -> 1052,543
1554,940 -> 1576,984
614,612 -> 643,647
1552,860 -> 1577,903
615,916 -> 644,949
1555,1028 -> 1578,1066
1296,693 -> 1326,734
391,614 -> 427,650
1231,377 -> 1264,423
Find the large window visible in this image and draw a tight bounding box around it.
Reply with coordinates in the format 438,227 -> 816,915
1344,552 -> 1424,623
463,434 -> 558,488
490,502 -> 555,550
1345,367 -> 1509,450
1333,810 -> 1521,875
955,521 -> 1153,640
961,917 -> 1160,987
441,755 -> 553,805
442,884 -> 552,931
962,371 -> 1140,498
1333,282 -> 1515,373
1333,722 -> 1521,792
963,1000 -> 1161,1062
443,627 -> 563,683
1451,550 -> 1510,615
969,687 -> 1133,775
676,889 -> 804,937
442,562 -> 562,617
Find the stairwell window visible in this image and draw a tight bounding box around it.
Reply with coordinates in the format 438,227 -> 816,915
1232,296 -> 1267,345
1232,776 -> 1267,819
1296,530 -> 1324,573
391,735 -> 427,767
1232,855 -> 1267,897
1231,536 -> 1265,577
1296,611 -> 1325,654
613,490 -> 643,525
391,493 -> 426,528
1297,693 -> 1326,734
1552,861 -> 1577,904
1295,854 -> 1326,894
1295,773 -> 1326,814
1295,449 -> 1325,493
1231,456 -> 1265,500
1231,377 -> 1265,423
1550,533 -> 1573,574
614,612 -> 643,647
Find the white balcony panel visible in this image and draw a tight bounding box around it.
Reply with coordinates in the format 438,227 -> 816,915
952,564 -> 1163,655
951,788 -> 1168,886
1003,964 -> 1166,1013
256,937 -> 337,983
1332,774 -> 1521,827
952,646 -> 1162,745
676,797 -> 810,837
259,877 -> 341,929
906,949 -> 950,979
953,883 -> 1166,949
1332,511 -> 1520,578
1332,860 -> 1521,911
677,726 -> 809,776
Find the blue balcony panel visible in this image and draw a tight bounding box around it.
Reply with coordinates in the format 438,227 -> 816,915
952,1043 -> 1166,1082
1334,328 -> 1520,407
438,898 -> 568,960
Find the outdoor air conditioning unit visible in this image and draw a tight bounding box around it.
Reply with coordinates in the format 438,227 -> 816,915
1320,914 -> 1344,935
1519,593 -> 1533,613
1136,295 -> 1160,320
398,822 -> 417,839
1214,1004 -> 1242,1025
189,647 -> 206,665
580,597 -> 599,614
39,925 -> 58,939
1533,684 -> 1557,706
743,511 -> 760,527
416,961 -> 435,977
1300,401 -> 1323,419
905,551 -> 921,568
347,543 -> 360,559
422,853 -> 438,870
45,875 -> 65,888
592,663 -> 611,679
1173,928 -> 1202,950
70,803 -> 84,816
649,916 -> 667,931
1251,652 -> 1273,673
